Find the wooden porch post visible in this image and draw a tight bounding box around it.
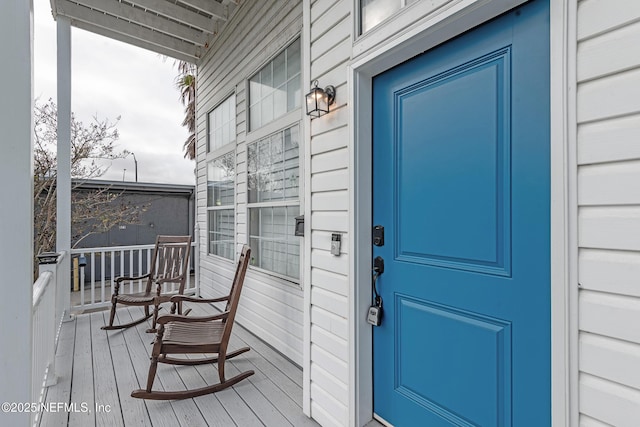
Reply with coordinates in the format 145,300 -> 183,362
0,0 -> 34,424
57,16 -> 72,320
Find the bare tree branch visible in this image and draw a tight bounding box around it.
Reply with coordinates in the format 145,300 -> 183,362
33,99 -> 148,277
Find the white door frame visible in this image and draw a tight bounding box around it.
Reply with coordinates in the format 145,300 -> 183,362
348,1 -> 578,426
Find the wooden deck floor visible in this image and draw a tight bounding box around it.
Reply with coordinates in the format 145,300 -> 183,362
39,303 -> 320,427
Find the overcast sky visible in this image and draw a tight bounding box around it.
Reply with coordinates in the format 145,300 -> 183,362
34,0 -> 196,186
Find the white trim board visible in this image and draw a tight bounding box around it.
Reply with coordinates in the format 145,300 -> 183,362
348,1 -> 575,426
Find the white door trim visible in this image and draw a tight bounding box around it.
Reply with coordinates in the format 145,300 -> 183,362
348,1 -> 577,426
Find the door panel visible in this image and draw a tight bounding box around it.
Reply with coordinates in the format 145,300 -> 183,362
372,2 -> 550,426
396,49 -> 511,276
394,296 -> 512,426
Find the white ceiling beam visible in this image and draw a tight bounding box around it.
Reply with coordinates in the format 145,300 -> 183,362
127,0 -> 216,32
69,0 -> 205,45
178,0 -> 227,21
57,1 -> 200,59
71,20 -> 199,63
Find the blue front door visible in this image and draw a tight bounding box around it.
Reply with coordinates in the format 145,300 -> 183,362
372,2 -> 550,426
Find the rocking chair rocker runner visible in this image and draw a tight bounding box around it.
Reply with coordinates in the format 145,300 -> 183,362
131,245 -> 253,400
102,235 -> 192,333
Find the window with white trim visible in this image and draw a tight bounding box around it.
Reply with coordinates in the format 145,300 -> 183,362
208,95 -> 235,152
249,39 -> 301,131
207,95 -> 236,260
247,125 -> 300,279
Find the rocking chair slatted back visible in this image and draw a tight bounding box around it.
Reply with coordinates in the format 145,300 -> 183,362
220,245 -> 251,344
145,236 -> 192,294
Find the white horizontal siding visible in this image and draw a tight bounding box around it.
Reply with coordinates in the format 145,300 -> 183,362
577,0 -> 640,41
195,0 -> 304,366
580,207 -> 640,251
577,114 -> 640,165
579,249 -> 640,298
580,333 -> 640,390
310,125 -> 349,156
577,68 -> 640,123
579,414 -> 612,427
579,290 -> 640,345
577,0 -> 640,424
312,147 -> 350,173
307,1 -> 352,424
579,161 -> 640,205
577,20 -> 640,83
580,373 -> 640,427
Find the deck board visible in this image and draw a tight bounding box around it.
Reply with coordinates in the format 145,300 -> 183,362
68,313 -> 95,426
104,311 -> 152,427
40,303 -> 318,427
39,316 -> 76,427
116,307 -> 184,427
129,307 -> 209,427
90,312 -> 125,427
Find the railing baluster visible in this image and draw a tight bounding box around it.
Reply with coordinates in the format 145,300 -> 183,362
91,251 -> 95,305
111,250 -> 115,302
120,250 -> 125,294
101,251 -> 106,303
138,249 -> 143,292
147,249 -> 151,291
129,250 -> 134,294
80,252 -> 85,306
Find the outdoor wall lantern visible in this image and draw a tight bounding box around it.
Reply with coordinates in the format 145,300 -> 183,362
305,80 -> 336,118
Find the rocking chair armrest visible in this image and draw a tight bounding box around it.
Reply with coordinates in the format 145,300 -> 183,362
156,311 -> 229,325
170,295 -> 229,304
155,276 -> 184,285
115,273 -> 151,283
114,273 -> 151,292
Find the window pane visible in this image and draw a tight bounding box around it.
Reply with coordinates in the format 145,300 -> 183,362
247,143 -> 258,203
286,205 -> 300,277
274,85 -> 287,119
207,114 -> 214,151
208,94 -> 236,151
273,51 -> 286,88
207,152 -> 235,207
287,74 -> 301,111
249,39 -> 300,131
286,42 -> 301,80
249,76 -> 261,106
260,65 -> 272,97
208,209 -> 234,260
249,104 -> 261,131
214,106 -> 222,128
248,206 -> 299,279
361,0 -> 401,33
248,125 -> 299,203
261,93 -> 274,126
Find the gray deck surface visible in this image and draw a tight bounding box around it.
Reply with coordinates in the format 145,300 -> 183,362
39,303 -> 320,427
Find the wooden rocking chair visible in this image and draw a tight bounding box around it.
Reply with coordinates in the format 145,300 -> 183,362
102,235 -> 192,333
131,245 -> 253,400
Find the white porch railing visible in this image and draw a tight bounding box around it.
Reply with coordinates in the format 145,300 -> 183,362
69,239 -> 199,312
32,251 -> 67,427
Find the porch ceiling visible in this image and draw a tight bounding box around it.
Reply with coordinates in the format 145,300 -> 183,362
50,0 -> 239,63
